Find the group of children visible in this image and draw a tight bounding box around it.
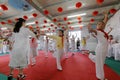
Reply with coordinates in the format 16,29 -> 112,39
6,9 -> 118,80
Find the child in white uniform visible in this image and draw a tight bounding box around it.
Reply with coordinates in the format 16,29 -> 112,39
88,11 -> 109,80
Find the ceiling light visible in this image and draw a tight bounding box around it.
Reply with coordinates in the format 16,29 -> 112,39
1,27 -> 7,30
67,13 -> 86,18
26,22 -> 35,25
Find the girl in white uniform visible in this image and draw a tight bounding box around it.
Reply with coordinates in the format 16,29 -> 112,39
8,18 -> 36,80
71,35 -> 76,55
88,11 -> 109,80
44,36 -> 49,57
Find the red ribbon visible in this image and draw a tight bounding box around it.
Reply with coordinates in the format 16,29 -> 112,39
97,29 -> 109,40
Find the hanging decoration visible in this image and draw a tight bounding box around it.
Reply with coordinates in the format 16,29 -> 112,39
52,30 -> 55,32
15,18 -> 18,21
35,21 -> 38,24
43,25 -> 46,28
78,21 -> 82,24
44,20 -> 47,23
110,8 -> 117,14
1,21 -> 6,25
76,2 -> 82,9
23,16 -> 28,20
53,18 -> 57,22
77,16 -> 81,20
44,9 -> 49,15
7,20 -> 12,24
58,23 -> 61,26
50,24 -> 54,27
32,13 -> 38,18
67,22 -> 71,25
29,26 -> 33,29
55,27 -> 57,29
63,17 -> 67,21
57,7 -> 63,13
0,4 -> 8,11
48,28 -> 50,30
96,0 -> 104,5
90,18 -> 95,22
92,11 -> 99,16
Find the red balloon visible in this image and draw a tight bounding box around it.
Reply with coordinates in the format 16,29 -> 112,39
63,17 -> 67,21
90,18 -> 95,22
67,22 -> 71,25
1,21 -> 6,25
53,18 -> 57,22
23,16 -> 28,20
52,30 -> 55,32
7,20 -> 12,24
96,0 -> 104,5
0,4 -> 8,11
44,20 -> 47,23
92,11 -> 99,16
57,7 -> 63,12
50,24 -> 54,27
35,21 -> 39,24
58,23 -> 61,26
32,13 -> 38,18
110,8 -> 117,14
76,2 -> 82,8
48,28 -> 50,30
44,10 -> 49,15
55,27 -> 57,29
78,21 -> 82,24
43,26 -> 46,28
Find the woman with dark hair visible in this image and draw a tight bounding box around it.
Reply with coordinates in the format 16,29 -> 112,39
8,18 -> 36,80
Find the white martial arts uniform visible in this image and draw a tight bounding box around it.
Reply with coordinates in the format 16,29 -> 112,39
9,27 -> 36,68
64,39 -> 69,57
44,38 -> 49,56
71,38 -> 75,52
89,30 -> 108,80
2,41 -> 8,53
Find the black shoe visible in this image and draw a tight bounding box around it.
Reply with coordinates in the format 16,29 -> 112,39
8,74 -> 13,80
17,74 -> 26,80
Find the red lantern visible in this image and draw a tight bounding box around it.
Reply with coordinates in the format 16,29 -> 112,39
35,21 -> 38,24
58,23 -> 61,26
44,20 -> 47,23
53,18 -> 57,22
23,16 -> 28,20
63,17 -> 67,21
96,0 -> 104,5
92,11 -> 99,16
50,24 -> 54,27
67,22 -> 71,25
1,22 -> 6,25
57,7 -> 63,13
52,30 -> 55,32
90,18 -> 95,22
62,26 -> 64,29
32,13 -> 38,18
0,4 -> 8,11
36,26 -> 39,28
48,28 -> 50,30
7,20 -> 12,24
43,25 -> 46,28
78,21 -> 82,24
44,10 -> 49,15
77,16 -> 81,20
76,2 -> 82,8
55,27 -> 57,29
110,8 -> 117,14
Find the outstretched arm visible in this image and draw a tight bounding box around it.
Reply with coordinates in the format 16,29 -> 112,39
103,11 -> 109,25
